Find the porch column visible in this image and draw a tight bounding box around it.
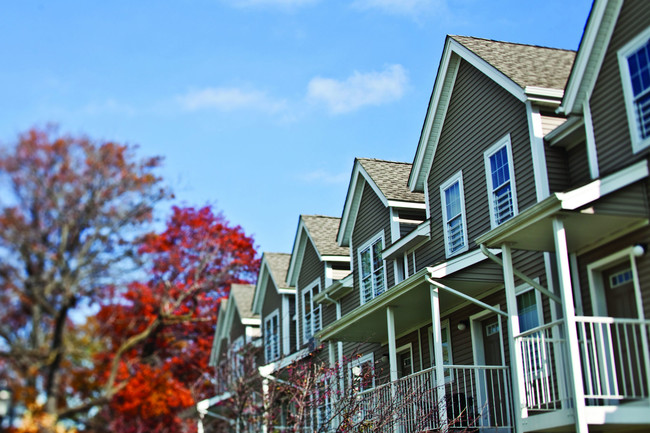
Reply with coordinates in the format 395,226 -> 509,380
328,340 -> 338,429
386,307 -> 399,433
386,307 -> 398,382
430,286 -> 448,432
261,378 -> 270,433
552,217 -> 588,433
502,244 -> 526,432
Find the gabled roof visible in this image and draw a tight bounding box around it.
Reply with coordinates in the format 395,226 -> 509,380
409,35 -> 576,192
559,0 -> 621,114
452,36 -> 576,91
209,284 -> 259,367
338,158 -> 425,246
287,215 -> 349,287
230,283 -> 257,321
252,252 -> 294,315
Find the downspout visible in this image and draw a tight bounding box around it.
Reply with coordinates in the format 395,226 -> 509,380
479,244 -> 561,303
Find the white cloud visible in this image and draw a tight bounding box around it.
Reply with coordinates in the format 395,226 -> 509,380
351,0 -> 443,16
224,0 -> 318,9
298,169 -> 349,184
79,99 -> 137,116
178,87 -> 287,113
307,64 -> 408,114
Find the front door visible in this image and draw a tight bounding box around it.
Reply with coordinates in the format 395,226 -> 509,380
603,263 -> 637,318
601,263 -> 643,399
476,315 -> 507,427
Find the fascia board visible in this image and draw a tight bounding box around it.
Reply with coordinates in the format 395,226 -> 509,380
251,258 -> 270,314
339,162 -> 388,246
321,255 -> 351,262
426,248 -> 494,279
241,318 -> 261,326
410,38 -> 529,193
211,298 -> 235,366
386,200 -> 427,209
557,159 -> 649,210
286,219 -> 307,287
409,37 -> 455,192
559,0 -> 622,114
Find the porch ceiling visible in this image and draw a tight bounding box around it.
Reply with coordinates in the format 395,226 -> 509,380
478,210 -> 647,253
318,267 -> 502,344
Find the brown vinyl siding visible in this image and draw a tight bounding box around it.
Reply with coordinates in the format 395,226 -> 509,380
229,308 -> 246,345
296,239 -> 324,349
590,1 -> 650,176
545,145 -> 571,193
576,224 -> 650,319
566,141 -> 591,187
261,278 -> 284,358
424,58 -> 536,267
340,183 -> 392,316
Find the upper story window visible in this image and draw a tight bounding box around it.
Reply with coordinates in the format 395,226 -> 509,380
484,135 -> 518,228
618,28 -> 650,153
358,232 -> 385,304
230,335 -> 245,378
302,279 -> 321,344
264,309 -> 280,363
440,171 -> 468,257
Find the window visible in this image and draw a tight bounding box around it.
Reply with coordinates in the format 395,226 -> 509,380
619,28 -> 650,153
440,172 -> 468,257
429,321 -> 453,381
349,353 -> 375,393
484,135 -> 518,228
230,336 -> 245,378
264,310 -> 280,363
516,288 -> 542,333
302,279 -> 321,344
358,233 -> 385,304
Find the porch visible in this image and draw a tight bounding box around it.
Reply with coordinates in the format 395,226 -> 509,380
355,364 -> 513,432
514,316 -> 650,432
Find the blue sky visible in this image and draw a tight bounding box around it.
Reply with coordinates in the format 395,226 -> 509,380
0,0 -> 593,255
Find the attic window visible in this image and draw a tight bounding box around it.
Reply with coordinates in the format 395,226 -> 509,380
484,135 -> 518,228
358,232 -> 385,304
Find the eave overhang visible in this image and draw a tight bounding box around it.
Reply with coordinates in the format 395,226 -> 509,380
477,159 -> 649,253
383,220 -> 431,261
316,249 -> 501,344
314,273 -> 353,305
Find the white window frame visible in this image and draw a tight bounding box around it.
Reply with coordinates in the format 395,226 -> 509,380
396,343 -> 414,378
264,309 -> 280,363
618,26 -> 650,153
231,335 -> 245,378
440,171 -> 469,258
484,134 -> 518,228
302,278 -> 321,345
357,231 -> 386,305
348,353 -> 375,392
428,320 -> 453,382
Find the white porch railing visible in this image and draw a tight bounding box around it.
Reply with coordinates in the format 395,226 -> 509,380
515,316 -> 650,414
515,319 -> 569,412
354,365 -> 513,432
575,316 -> 650,403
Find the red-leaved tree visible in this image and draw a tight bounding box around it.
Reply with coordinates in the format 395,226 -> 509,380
94,206 -> 259,433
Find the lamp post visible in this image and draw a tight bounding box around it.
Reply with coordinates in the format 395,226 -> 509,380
0,387 -> 12,431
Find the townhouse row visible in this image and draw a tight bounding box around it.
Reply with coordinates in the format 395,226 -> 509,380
200,1 -> 650,432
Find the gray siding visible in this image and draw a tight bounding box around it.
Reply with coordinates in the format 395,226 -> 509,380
261,277 -> 285,359
590,0 -> 650,176
340,183 -> 392,316
567,141 -> 591,187
545,145 -> 571,193
419,58 -> 535,268
296,238 -> 324,350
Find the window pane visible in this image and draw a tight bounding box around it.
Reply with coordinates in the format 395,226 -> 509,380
360,249 -> 371,277
517,291 -> 539,332
372,239 -> 383,269
445,182 -> 461,218
490,147 -> 510,188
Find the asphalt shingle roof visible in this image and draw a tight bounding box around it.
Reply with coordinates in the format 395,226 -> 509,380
230,283 -> 257,320
358,158 -> 424,203
302,215 -> 348,257
264,252 -> 293,290
451,36 -> 576,91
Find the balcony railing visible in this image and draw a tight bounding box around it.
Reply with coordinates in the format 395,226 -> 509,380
515,316 -> 650,415
576,316 -> 650,403
354,365 -> 513,432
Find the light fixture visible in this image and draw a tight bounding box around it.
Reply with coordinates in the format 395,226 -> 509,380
633,244 -> 646,257
457,320 -> 469,331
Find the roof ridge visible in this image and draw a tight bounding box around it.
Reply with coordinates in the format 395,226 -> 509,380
357,157 -> 413,165
450,34 -> 576,53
